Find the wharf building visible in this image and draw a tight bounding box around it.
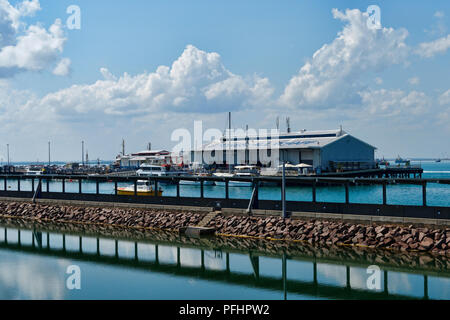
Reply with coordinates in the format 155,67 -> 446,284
191,129 -> 377,173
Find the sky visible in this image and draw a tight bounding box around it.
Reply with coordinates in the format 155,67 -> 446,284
0,0 -> 449,162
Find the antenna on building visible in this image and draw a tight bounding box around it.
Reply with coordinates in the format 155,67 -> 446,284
147,142 -> 152,151
340,125 -> 343,136
86,150 -> 89,167
122,139 -> 126,156
286,117 -> 291,133
276,116 -> 280,130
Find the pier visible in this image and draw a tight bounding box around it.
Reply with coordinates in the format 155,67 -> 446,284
0,174 -> 449,221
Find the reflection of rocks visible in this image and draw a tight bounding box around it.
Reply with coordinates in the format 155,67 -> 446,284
1,216 -> 449,277
0,201 -> 449,259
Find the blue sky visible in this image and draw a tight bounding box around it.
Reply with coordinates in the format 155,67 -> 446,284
1,0 -> 450,161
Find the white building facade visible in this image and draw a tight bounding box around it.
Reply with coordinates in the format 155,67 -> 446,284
192,129 -> 376,173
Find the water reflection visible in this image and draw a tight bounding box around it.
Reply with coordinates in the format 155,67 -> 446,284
0,221 -> 448,300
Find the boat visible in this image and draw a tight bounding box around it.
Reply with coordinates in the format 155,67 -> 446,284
25,166 -> 44,176
231,166 -> 259,187
116,180 -> 163,196
395,156 -> 410,165
212,172 -> 234,186
136,164 -> 181,184
214,166 -> 258,187
436,159 -> 442,163
180,173 -> 216,186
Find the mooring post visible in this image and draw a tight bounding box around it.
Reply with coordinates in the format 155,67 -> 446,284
96,180 -> 100,195
17,176 -> 20,192
200,180 -> 204,199
134,179 -> 138,196
422,182 -> 427,207
114,181 -> 118,196
62,178 -> 65,193
312,180 -> 317,203
225,180 -> 229,199
46,178 -> 50,193
4,178 -> 7,191
382,181 -> 387,205
345,182 -> 350,204
32,178 -> 35,192
176,179 -> 180,198
154,179 -> 159,198
79,178 -> 82,194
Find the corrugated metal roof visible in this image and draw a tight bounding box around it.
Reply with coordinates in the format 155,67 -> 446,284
199,130 -> 348,151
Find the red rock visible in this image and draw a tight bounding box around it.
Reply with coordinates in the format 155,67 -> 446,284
420,237 -> 434,250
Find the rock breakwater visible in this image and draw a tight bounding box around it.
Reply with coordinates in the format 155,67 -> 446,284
0,201 -> 449,256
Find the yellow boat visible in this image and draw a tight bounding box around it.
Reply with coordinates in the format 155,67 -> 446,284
117,180 -> 163,197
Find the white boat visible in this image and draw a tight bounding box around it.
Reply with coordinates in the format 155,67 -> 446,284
117,180 -> 163,196
214,166 -> 258,187
25,167 -> 43,176
136,164 -> 181,184
180,179 -> 215,186
180,173 -> 216,186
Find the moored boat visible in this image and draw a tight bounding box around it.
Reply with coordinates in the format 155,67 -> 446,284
116,180 -> 163,196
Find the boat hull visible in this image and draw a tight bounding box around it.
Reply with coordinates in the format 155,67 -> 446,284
180,180 -> 215,186
117,188 -> 163,197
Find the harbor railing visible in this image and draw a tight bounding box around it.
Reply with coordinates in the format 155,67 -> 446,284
0,174 -> 449,220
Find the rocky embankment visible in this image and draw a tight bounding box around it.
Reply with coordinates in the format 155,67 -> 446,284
0,201 -> 204,231
207,215 -> 450,256
0,201 -> 449,256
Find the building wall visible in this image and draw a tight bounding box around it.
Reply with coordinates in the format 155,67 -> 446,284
320,135 -> 375,171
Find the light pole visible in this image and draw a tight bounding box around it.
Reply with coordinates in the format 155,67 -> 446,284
48,141 -> 51,166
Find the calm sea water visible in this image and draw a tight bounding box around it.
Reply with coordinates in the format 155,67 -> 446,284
0,161 -> 448,300
0,224 -> 448,300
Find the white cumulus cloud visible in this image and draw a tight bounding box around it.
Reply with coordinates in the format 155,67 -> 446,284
52,57 -> 71,76
279,8 -> 409,109
416,34 -> 450,58
37,45 -> 273,117
408,77 -> 420,85
0,0 -> 67,77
